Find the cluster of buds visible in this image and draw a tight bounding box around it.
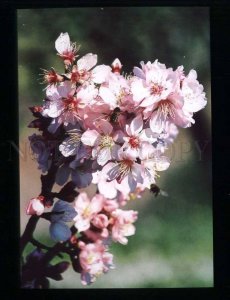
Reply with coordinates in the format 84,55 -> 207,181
26,32 -> 207,285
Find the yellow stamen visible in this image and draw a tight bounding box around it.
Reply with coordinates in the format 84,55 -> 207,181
99,135 -> 114,148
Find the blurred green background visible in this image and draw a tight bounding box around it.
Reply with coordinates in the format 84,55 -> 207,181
18,7 -> 212,288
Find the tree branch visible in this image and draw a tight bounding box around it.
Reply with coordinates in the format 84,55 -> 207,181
20,215 -> 39,253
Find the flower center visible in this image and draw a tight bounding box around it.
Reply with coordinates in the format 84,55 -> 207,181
99,135 -> 114,148
128,136 -> 139,148
151,83 -> 164,95
158,100 -> 175,119
71,69 -> 89,83
82,206 -> 91,218
117,159 -> 133,183
63,97 -> 77,111
67,130 -> 82,144
116,88 -> 126,104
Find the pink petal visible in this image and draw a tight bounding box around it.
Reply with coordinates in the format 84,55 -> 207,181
116,175 -> 132,195
111,144 -> 121,161
133,66 -> 145,79
139,142 -> 155,160
130,114 -> 143,135
131,79 -> 148,102
55,32 -> 71,54
173,109 -> 191,128
99,86 -> 117,107
98,180 -> 117,199
149,111 -> 166,133
57,81 -> 73,98
46,101 -> 64,118
132,163 -> 143,183
74,192 -> 90,211
77,53 -> 97,71
81,129 -> 100,146
97,147 -> 111,166
46,85 -> 60,101
140,95 -> 157,107
74,216 -> 90,232
77,84 -> 98,104
127,173 -> 137,192
91,65 -> 111,84
154,156 -> 170,171
112,130 -> 125,143
168,92 -> 184,109
95,119 -> 113,135
90,194 -> 104,213
105,163 -> 120,181
139,128 -> 158,143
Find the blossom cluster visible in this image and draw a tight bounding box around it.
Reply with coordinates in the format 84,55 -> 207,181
26,32 -> 207,285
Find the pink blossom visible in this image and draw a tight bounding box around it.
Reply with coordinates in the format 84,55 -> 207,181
103,199 -> 119,213
99,72 -> 130,110
139,144 -> 170,187
40,67 -> 64,88
132,60 -> 176,105
181,69 -> 207,115
26,32 -> 208,287
66,54 -> 111,85
117,185 -> 145,206
103,150 -> 143,192
73,193 -> 104,232
55,32 -> 79,65
81,120 -> 121,166
145,92 -> 191,133
110,209 -> 138,245
122,114 -> 158,158
157,121 -> 179,152
92,213 -> 109,229
43,82 -> 99,132
92,164 -> 119,199
59,128 -> 82,157
131,60 -> 193,133
79,241 -> 114,285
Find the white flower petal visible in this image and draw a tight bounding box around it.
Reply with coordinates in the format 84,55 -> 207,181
74,216 -> 90,232
55,32 -> 71,54
77,53 -> 97,71
81,130 -> 100,146
130,114 -> 143,135
154,156 -> 170,171
97,147 -> 111,166
131,79 -> 148,103
98,180 -> 117,199
91,65 -> 111,84
99,86 -> 117,107
46,101 -> 64,118
139,128 -> 158,143
59,137 -> 80,157
133,66 -> 145,79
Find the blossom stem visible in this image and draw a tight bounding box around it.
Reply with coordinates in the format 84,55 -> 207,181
20,151 -> 59,253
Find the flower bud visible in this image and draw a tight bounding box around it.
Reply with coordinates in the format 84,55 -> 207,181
92,214 -> 109,229
111,58 -> 122,74
26,197 -> 45,216
103,199 -> 119,213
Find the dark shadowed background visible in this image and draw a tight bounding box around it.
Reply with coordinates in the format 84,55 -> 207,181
18,7 -> 212,288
